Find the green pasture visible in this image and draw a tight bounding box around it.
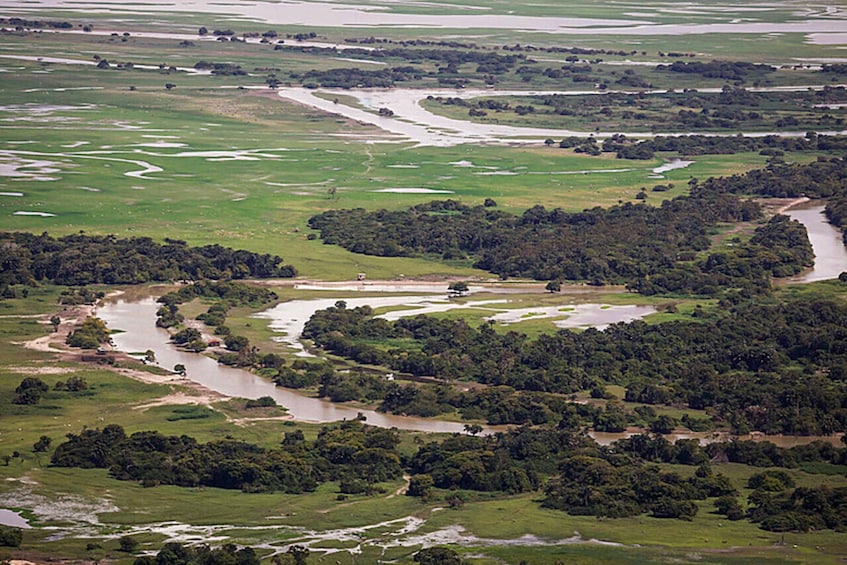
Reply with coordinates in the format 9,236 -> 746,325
1,63 -> 781,281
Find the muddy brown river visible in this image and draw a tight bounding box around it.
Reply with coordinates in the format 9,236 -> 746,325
95,201 -> 847,444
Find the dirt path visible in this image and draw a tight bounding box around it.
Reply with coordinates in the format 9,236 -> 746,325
317,474 -> 411,514
775,196 -> 811,214
387,474 -> 411,498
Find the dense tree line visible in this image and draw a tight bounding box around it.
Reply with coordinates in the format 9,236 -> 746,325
132,542 -> 260,565
0,232 -> 296,287
656,60 -> 775,81
51,421 -> 402,493
432,86 -> 847,132
698,156 -> 847,199
825,191 -> 847,245
343,36 -> 637,58
308,195 -> 808,293
407,426 -> 847,527
193,61 -> 247,75
300,297 -> 847,433
309,158 -> 847,292
0,17 -> 72,29
599,133 -> 847,159
48,419 -> 847,530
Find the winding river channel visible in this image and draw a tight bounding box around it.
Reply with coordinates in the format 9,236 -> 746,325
96,202 -> 847,442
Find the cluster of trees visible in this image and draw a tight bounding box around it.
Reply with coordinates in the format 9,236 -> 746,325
13,377 -> 50,405
747,483 -> 847,532
154,281 -> 281,366
307,193 -> 809,294
131,542 -> 317,564
698,155 -> 847,199
0,524 -> 22,547
58,287 -> 105,305
293,66 -> 422,88
826,191 -> 847,245
822,64 -> 847,75
616,435 -> 847,469
47,419 -> 847,530
595,132 -> 847,159
543,456 -> 730,519
287,47 -> 527,87
310,157 -> 847,293
299,297 -> 847,434
434,86 -> 847,131
12,376 -> 89,405
0,232 -> 295,287
51,421 -> 402,493
65,316 -> 111,349
193,61 -> 247,75
407,426 -> 847,528
0,17 -> 72,29
656,60 -> 775,81
157,281 -> 277,312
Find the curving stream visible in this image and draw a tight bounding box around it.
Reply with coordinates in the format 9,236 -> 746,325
98,297 -> 474,434
96,203 -> 847,439
785,203 -> 847,283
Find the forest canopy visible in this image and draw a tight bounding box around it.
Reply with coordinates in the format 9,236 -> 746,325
0,232 -> 296,287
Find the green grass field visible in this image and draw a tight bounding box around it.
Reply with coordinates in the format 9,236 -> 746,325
3,1 -> 847,562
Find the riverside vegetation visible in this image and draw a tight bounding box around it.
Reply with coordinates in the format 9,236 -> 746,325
3,1 -> 847,563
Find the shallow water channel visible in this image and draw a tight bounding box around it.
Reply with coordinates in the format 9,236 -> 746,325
785,203 -> 847,283
96,203 -> 847,439
99,290 -> 654,434
0,508 -> 30,528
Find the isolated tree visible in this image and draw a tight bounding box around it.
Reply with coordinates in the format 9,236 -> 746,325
448,281 -> 469,297
545,280 -> 561,293
118,535 -> 139,553
144,349 -> 156,364
463,423 -> 483,436
33,435 -> 52,453
173,364 -> 187,376
407,474 -> 434,498
50,315 -> 61,332
14,377 -> 49,405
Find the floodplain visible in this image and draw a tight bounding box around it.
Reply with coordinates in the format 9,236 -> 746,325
2,1 -> 847,563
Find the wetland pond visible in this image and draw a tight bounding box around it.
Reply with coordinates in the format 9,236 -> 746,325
0,509 -> 30,528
